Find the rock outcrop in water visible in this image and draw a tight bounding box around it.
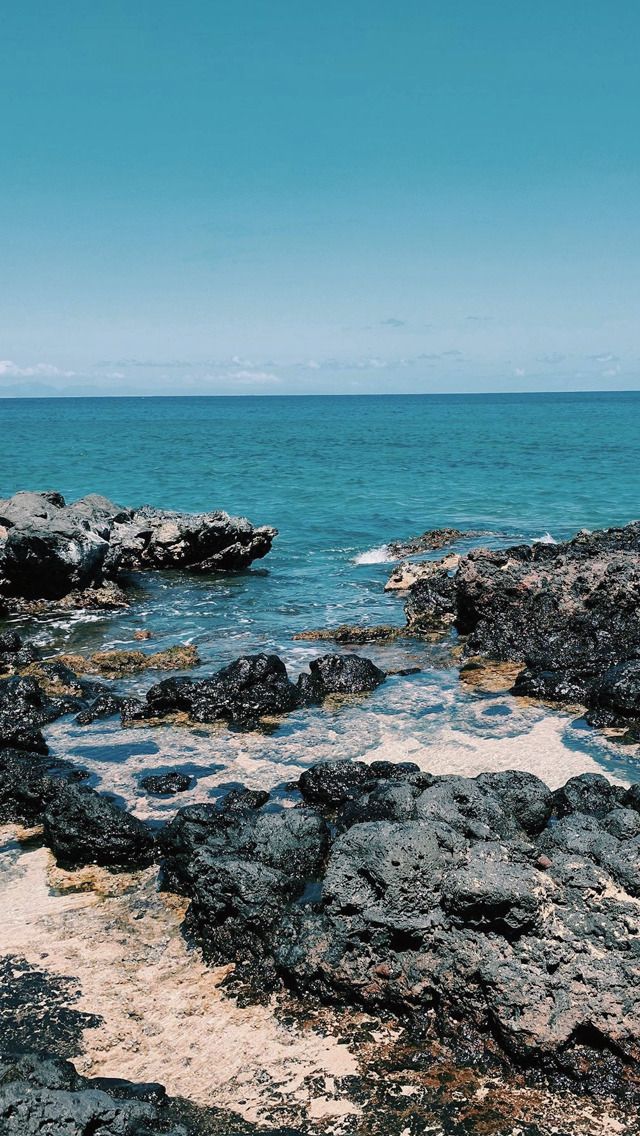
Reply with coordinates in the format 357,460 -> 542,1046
160,760 -> 640,1095
404,521 -> 640,731
387,528 -> 466,559
0,490 -> 277,609
124,651 -> 386,730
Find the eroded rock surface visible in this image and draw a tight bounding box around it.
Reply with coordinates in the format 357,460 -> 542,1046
404,521 -> 640,730
161,760 -> 640,1095
0,490 -> 276,609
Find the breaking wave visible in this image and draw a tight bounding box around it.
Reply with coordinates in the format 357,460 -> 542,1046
353,544 -> 394,565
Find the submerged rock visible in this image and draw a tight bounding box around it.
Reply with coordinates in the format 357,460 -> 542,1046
292,624 -> 401,644
0,490 -> 277,608
387,528 -> 466,558
57,644 -> 200,678
140,771 -> 193,796
163,759 -> 640,1093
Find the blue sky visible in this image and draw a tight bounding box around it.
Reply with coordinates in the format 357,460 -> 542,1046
1,1 -> 639,395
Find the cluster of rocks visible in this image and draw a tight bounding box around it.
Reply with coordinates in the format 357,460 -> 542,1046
0,633 -> 207,742
3,687 -> 640,1094
122,651 -> 386,729
403,521 -> 640,732
386,527 -> 468,559
159,760 -> 640,1094
0,490 -> 276,611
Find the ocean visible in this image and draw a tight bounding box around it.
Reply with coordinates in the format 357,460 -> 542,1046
1,390 -> 639,810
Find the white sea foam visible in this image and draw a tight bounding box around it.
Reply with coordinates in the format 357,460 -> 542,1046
352,544 -> 393,565
533,531 -> 557,544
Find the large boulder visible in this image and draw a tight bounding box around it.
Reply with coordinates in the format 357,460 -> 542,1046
0,490 -> 277,606
163,760 -> 640,1092
43,783 -> 156,869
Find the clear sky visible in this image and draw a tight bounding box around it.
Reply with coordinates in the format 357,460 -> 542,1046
1,1 -> 639,395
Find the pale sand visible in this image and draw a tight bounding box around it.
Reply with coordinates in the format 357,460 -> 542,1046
0,833 -> 362,1125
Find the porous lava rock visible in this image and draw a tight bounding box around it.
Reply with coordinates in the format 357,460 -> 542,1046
404,521 -> 640,729
140,771 -> 193,796
162,760 -> 640,1094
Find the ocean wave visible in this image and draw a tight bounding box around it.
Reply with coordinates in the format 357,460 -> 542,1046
533,532 -> 557,545
353,544 -> 394,565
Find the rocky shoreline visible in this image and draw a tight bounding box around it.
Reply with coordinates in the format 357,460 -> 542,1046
402,520 -> 640,736
0,490 -> 276,614
2,504 -> 640,1132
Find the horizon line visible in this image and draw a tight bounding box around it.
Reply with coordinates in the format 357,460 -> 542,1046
0,388 -> 639,402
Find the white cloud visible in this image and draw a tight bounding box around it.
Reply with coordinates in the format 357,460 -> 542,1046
514,367 -> 526,377
590,353 -> 619,364
227,369 -> 281,384
0,359 -> 75,379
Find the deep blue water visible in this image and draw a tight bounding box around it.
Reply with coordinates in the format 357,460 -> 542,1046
0,392 -> 639,805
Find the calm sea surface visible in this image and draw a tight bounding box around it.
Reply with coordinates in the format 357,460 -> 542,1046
0,392 -> 638,805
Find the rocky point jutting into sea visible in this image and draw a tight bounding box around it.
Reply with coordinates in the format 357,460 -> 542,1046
1,489 -> 640,1134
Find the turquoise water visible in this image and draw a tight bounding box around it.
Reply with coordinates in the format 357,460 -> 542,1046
0,392 -> 639,805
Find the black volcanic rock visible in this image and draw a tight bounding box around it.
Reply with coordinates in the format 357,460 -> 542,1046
133,652 -> 387,730
0,1050 -> 302,1135
0,489 -> 277,606
0,749 -> 66,824
74,691 -> 123,725
404,521 -> 640,730
140,771 -> 193,796
43,784 -> 155,869
162,759 -> 640,1093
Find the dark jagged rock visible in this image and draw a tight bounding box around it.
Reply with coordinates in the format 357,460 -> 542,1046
0,1051 -> 302,1136
387,527 -> 466,558
292,624 -> 401,644
0,489 -> 277,607
140,771 -> 193,796
164,760 -> 640,1094
305,654 -> 386,696
74,691 -> 123,725
403,521 -> 640,730
0,665 -> 107,749
0,675 -> 58,753
131,652 -> 387,730
298,759 -> 376,806
474,770 -> 554,835
0,749 -> 58,824
553,772 -> 626,819
404,568 -> 458,631
43,783 -> 156,869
